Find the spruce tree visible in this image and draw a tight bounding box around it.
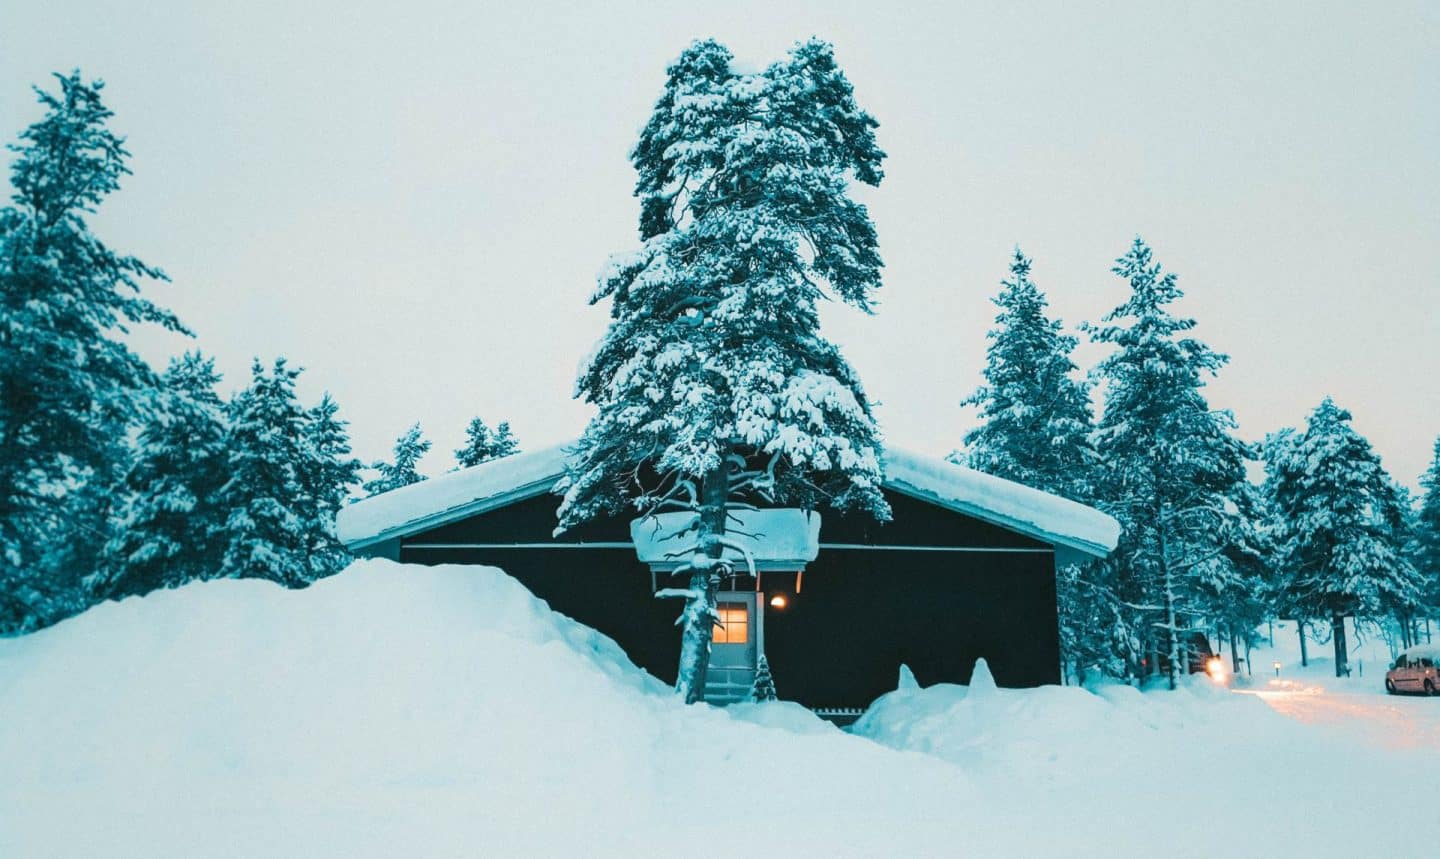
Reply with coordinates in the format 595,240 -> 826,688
217,359 -> 311,587
0,72 -> 186,630
1414,438 -> 1440,634
95,352 -> 228,599
959,248 -> 1104,682
750,655 -> 778,702
1087,238 -> 1252,688
365,424 -> 431,496
961,248 -> 1095,500
299,394 -> 363,580
454,417 -> 519,468
558,39 -> 890,703
1265,399 -> 1425,675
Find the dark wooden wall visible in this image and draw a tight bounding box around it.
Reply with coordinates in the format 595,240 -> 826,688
398,489 -> 1061,708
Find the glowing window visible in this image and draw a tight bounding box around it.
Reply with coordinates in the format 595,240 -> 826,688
712,604 -> 749,644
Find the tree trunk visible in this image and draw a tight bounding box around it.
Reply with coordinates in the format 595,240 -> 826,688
1399,616 -> 1412,649
1298,620 -> 1309,667
674,461 -> 729,704
1229,623 -> 1241,673
1426,618 -> 1433,645
1159,524 -> 1179,691
1331,616 -> 1348,678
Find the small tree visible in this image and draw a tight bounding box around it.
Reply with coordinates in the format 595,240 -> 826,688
365,424 -> 431,496
750,655 -> 778,702
1266,399 -> 1424,676
454,417 -> 519,468
559,39 -> 890,703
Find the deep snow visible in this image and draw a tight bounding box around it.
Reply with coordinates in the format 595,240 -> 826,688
2,560 -> 1436,857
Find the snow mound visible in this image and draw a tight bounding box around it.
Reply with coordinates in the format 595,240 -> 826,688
0,560 -> 977,857
2,560 -> 1434,857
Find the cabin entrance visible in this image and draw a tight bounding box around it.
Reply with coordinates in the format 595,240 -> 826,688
704,592 -> 759,704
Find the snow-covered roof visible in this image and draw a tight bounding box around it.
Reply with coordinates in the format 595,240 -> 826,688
337,442 -> 1121,558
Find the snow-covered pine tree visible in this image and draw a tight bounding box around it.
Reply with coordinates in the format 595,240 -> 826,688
961,248 -> 1095,499
958,248 -> 1103,682
558,39 -> 890,703
364,424 -> 431,496
0,72 -> 186,632
1413,438 -> 1440,638
95,352 -> 228,599
1265,398 -> 1425,675
217,359 -> 312,587
1086,238 -> 1253,689
298,393 -> 363,581
454,417 -> 519,469
750,655 -> 778,702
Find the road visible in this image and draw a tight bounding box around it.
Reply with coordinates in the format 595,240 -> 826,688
1241,678 -> 1440,751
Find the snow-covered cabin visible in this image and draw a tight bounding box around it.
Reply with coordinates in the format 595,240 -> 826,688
336,444 -> 1119,715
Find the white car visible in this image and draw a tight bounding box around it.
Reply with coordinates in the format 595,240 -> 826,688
1385,644 -> 1440,696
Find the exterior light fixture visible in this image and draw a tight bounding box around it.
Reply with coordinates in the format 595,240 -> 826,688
1205,656 -> 1228,684
769,594 -> 788,609
1273,661 -> 1282,677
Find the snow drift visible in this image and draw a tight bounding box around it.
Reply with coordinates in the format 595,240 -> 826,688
2,560 -> 1435,857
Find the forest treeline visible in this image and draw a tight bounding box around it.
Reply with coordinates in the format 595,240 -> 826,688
1,65 -> 1435,691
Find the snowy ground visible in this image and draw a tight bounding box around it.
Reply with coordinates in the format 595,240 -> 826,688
2,561 -> 1437,858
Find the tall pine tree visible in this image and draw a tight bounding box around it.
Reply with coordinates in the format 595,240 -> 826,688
298,393 -> 363,581
217,359 -> 311,587
959,248 -> 1104,680
1087,237 -> 1252,688
365,424 -> 431,496
1265,399 -> 1425,675
961,248 -> 1094,500
558,39 -> 889,703
1413,438 -> 1440,635
454,417 -> 519,468
0,72 -> 186,630
95,352 -> 228,599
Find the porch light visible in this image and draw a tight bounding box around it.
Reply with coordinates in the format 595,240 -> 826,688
769,594 -> 788,609
1205,656 -> 1227,684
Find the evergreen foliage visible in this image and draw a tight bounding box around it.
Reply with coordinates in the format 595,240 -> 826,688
750,654 -> 778,702
455,418 -> 519,468
1413,438 -> 1440,617
365,424 -> 431,496
0,72 -> 185,631
96,352 -> 228,599
298,393 -> 363,581
217,359 -> 312,587
961,248 -> 1095,501
559,39 -> 889,703
1264,398 -> 1425,673
959,248 -> 1106,679
1085,238 -> 1253,687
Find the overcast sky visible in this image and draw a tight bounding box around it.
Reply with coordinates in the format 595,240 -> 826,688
3,1 -> 1436,488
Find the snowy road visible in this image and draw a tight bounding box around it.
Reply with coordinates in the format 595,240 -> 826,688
1242,681 -> 1440,751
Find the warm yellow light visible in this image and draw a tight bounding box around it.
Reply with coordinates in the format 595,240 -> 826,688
769,594 -> 788,609
1205,656 -> 1228,684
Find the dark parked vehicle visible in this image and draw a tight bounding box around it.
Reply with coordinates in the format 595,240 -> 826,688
1385,645 -> 1440,696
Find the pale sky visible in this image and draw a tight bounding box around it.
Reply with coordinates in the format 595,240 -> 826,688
3,1 -> 1436,488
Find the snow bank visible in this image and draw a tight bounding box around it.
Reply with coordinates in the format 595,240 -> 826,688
0,560 -> 977,857
2,564 -> 1434,857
